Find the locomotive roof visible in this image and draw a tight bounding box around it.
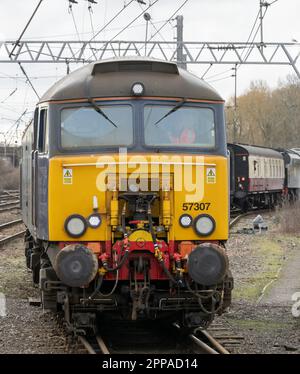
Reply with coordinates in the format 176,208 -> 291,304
39,57 -> 223,103
228,143 -> 283,159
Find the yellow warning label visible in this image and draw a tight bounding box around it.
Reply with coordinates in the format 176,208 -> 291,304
206,167 -> 216,184
63,168 -> 73,185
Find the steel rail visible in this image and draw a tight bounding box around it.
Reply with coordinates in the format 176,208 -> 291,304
199,329 -> 230,354
78,335 -> 110,355
0,201 -> 20,208
0,194 -> 20,200
0,206 -> 20,213
0,230 -> 26,246
78,336 -> 97,355
173,323 -> 226,354
189,334 -> 219,354
229,213 -> 245,228
0,219 -> 23,230
229,208 -> 270,229
2,190 -> 20,196
96,335 -> 110,355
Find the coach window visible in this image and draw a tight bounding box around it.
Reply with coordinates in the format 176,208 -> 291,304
264,159 -> 267,177
253,160 -> 257,173
270,160 -> 273,178
37,108 -> 48,153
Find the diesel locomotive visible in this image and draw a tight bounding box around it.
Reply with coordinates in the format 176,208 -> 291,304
21,58 -> 233,333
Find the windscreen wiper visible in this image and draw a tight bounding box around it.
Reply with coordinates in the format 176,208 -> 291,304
88,98 -> 118,128
154,98 -> 187,126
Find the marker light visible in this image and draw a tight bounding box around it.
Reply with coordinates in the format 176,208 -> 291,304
179,214 -> 193,228
131,82 -> 145,96
64,214 -> 87,238
194,214 -> 216,237
88,213 -> 102,228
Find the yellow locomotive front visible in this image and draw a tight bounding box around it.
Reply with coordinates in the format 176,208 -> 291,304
21,59 -> 232,333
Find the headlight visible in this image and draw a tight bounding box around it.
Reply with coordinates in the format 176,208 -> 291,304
179,214 -> 193,228
128,183 -> 139,192
64,214 -> 87,238
88,213 -> 102,228
131,82 -> 145,96
194,214 -> 215,236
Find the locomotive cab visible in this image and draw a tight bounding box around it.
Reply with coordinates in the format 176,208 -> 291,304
21,58 -> 232,333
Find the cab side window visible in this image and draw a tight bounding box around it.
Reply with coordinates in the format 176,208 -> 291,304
37,108 -> 48,153
33,108 -> 39,150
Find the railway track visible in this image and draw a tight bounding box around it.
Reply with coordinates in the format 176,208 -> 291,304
0,195 -> 19,202
229,209 -> 271,229
0,218 -> 25,247
1,189 -> 19,195
76,321 -> 237,355
0,231 -> 26,246
78,335 -> 110,355
0,219 -> 23,230
0,197 -> 20,213
0,205 -> 20,213
0,201 -> 20,208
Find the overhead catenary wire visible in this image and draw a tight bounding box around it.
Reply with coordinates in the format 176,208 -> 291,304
18,62 -> 40,100
204,2 -> 275,84
88,2 -> 96,39
75,0 -> 136,59
239,9 -> 261,61
136,0 -> 173,51
201,64 -> 213,79
4,110 -> 28,133
7,0 -> 44,99
205,68 -> 234,81
240,1 -> 280,65
68,1 -> 82,42
86,0 -> 159,61
145,0 -> 189,44
87,0 -> 136,43
9,0 -> 44,58
207,75 -> 234,84
203,7 -> 261,81
1,88 -> 17,104
103,0 -> 159,43
6,18 -> 167,41
241,6 -> 268,64
268,0 -> 279,6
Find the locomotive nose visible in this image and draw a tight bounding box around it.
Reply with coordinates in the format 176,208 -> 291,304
47,244 -> 98,287
187,243 -> 229,286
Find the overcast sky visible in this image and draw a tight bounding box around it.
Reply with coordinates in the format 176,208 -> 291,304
0,0 -> 299,143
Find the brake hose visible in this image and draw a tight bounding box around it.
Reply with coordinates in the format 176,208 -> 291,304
147,201 -> 178,285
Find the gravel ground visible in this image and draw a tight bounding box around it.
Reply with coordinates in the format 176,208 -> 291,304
0,210 -> 20,225
1,210 -> 300,354
223,211 -> 300,354
0,212 -> 69,354
0,298 -> 69,354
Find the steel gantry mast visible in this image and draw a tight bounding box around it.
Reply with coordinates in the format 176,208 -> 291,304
0,39 -> 299,78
